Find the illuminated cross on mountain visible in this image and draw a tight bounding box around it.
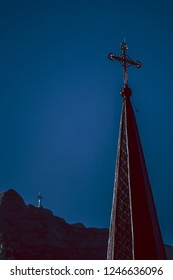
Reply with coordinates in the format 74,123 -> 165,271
37,192 -> 43,208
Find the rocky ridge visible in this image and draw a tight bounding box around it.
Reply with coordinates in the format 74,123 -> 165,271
0,189 -> 172,260
0,189 -> 108,259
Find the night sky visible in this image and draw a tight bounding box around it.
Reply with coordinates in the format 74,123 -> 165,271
0,1 -> 173,245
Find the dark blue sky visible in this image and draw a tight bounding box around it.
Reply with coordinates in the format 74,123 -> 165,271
0,1 -> 173,245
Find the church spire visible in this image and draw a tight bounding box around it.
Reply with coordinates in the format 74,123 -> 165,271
107,42 -> 166,260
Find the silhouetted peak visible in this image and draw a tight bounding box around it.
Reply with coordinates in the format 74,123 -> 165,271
0,189 -> 25,211
0,189 -> 108,259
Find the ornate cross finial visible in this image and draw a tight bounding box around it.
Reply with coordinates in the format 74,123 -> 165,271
107,41 -> 142,90
37,192 -> 43,208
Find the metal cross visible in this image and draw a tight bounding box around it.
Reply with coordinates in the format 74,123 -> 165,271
37,192 -> 43,208
107,41 -> 142,87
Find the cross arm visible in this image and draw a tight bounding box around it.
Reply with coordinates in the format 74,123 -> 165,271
107,53 -> 142,68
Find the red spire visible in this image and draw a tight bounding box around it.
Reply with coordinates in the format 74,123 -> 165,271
107,43 -> 166,259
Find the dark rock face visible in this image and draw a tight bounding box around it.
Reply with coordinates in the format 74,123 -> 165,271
0,189 -> 108,260
0,189 -> 172,260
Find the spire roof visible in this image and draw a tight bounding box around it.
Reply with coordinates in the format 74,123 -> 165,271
107,44 -> 166,259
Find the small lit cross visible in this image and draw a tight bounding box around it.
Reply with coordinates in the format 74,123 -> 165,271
37,192 -> 43,208
107,41 -> 142,87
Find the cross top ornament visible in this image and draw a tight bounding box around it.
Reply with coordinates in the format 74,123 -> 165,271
107,41 -> 142,92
